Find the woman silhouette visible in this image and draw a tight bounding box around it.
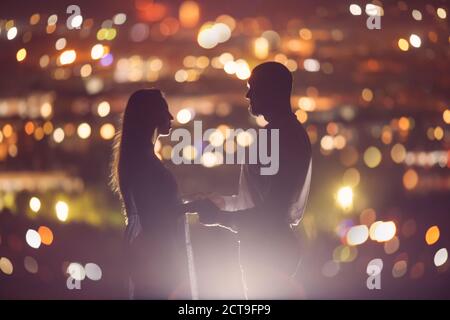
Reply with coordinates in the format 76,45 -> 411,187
111,89 -> 189,299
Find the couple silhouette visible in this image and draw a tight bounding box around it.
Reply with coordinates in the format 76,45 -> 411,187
111,62 -> 312,299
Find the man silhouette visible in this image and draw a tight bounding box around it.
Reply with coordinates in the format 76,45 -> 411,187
200,62 -> 312,299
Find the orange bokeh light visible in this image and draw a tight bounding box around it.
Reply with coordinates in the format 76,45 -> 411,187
38,226 -> 54,246
425,225 -> 440,245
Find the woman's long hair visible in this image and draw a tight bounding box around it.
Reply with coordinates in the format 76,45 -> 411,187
110,89 -> 167,203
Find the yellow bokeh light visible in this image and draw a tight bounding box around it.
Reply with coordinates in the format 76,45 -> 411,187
175,69 -> 188,83
398,38 -> 409,51
295,110 -> 308,124
80,64 -> 92,78
16,48 -> 27,62
391,143 -> 406,164
40,102 -> 52,118
55,201 -> 69,222
254,37 -> 269,60
97,101 -> 111,117
34,127 -> 44,141
412,10 -> 422,21
29,197 -> 41,213
176,108 -> 193,124
219,52 -> 234,65
336,186 -> 353,210
59,50 -> 76,65
425,225 -> 440,245
3,124 -> 13,138
91,44 -> 105,60
0,257 -> 14,275
320,135 -> 334,151
224,60 -> 237,75
197,24 -> 217,49
77,123 -> 91,139
437,8 -> 447,19
55,38 -> 67,51
443,110 -> 450,124
100,123 -> 115,140
370,221 -> 396,242
195,56 -> 209,69
53,128 -> 65,143
43,121 -> 53,135
363,146 -> 382,168
298,97 -> 316,111
434,126 -> 444,140
333,135 -> 346,150
235,59 -> 251,80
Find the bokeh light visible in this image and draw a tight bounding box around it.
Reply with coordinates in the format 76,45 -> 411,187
16,48 -> 27,62
55,201 -> 69,222
29,196 -> 41,213
25,229 -> 41,249
370,221 -> 396,242
336,186 -> 353,210
0,257 -> 14,275
425,226 -> 440,245
85,263 -> 102,281
38,226 -> 54,246
77,123 -> 92,139
364,146 -> 382,168
434,248 -> 448,267
346,225 -> 369,246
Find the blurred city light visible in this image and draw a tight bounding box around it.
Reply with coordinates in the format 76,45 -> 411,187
370,221 -> 396,242
346,225 -> 369,246
434,248 -> 448,267
29,197 -> 41,213
25,229 -> 41,249
55,201 -> 69,222
336,186 -> 353,210
425,226 -> 440,245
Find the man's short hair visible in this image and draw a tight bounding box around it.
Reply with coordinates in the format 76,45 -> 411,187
250,62 -> 293,96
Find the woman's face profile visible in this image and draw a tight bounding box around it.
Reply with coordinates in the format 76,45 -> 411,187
156,100 -> 174,136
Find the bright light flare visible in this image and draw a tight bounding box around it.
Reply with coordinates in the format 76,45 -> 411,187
336,186 -> 353,210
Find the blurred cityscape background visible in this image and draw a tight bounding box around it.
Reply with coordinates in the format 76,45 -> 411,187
0,0 -> 449,299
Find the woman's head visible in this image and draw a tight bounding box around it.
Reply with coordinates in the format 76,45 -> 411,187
122,89 -> 173,139
110,88 -> 173,194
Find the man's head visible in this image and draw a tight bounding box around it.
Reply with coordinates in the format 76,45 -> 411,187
246,62 -> 293,118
